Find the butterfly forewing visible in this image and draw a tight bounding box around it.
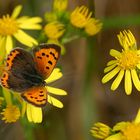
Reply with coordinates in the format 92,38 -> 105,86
33,44 -> 61,79
0,48 -> 43,92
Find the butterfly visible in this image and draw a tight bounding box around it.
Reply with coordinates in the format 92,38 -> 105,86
0,44 -> 61,107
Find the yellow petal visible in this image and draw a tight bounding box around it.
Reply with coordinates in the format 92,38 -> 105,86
19,24 -> 42,30
26,103 -> 32,122
47,86 -> 67,95
111,70 -> 124,90
104,64 -> 117,73
23,17 -> 42,24
102,66 -> 120,83
136,64 -> 140,69
16,16 -> 29,23
107,60 -> 118,66
131,69 -> 140,91
117,33 -> 123,46
31,105 -> 42,123
113,122 -> 129,131
14,30 -> 38,47
0,37 -> 6,63
45,68 -> 63,83
105,133 -> 123,140
26,103 -> 42,123
18,17 -> 42,30
48,95 -> 63,108
110,49 -> 121,58
125,69 -> 132,95
11,5 -> 22,18
134,108 -> 140,123
85,18 -> 102,36
5,35 -> 13,54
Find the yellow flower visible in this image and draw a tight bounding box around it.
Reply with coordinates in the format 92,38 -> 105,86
1,105 -> 20,123
70,5 -> 92,28
106,108 -> 140,140
1,88 -> 20,123
53,0 -> 68,12
91,108 -> 140,140
0,5 -> 42,54
102,30 -> 140,95
44,22 -> 65,40
85,18 -> 102,36
90,122 -> 112,139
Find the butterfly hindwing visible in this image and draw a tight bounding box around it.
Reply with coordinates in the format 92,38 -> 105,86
33,44 -> 61,79
21,86 -> 47,107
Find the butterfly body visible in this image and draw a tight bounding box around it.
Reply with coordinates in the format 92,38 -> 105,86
0,44 -> 60,107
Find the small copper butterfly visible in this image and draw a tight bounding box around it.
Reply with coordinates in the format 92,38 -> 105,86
0,44 -> 61,107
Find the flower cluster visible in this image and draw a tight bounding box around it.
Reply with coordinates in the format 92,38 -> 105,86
44,2 -> 102,54
70,6 -> 102,36
91,30 -> 140,139
91,108 -> 140,140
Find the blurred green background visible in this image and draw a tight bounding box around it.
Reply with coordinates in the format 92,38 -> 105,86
0,0 -> 140,140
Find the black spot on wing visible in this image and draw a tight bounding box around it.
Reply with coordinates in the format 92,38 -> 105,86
37,56 -> 42,59
42,53 -> 45,56
48,61 -> 52,65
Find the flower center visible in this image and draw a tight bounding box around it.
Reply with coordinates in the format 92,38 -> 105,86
0,15 -> 18,36
1,105 -> 20,123
118,50 -> 140,69
121,123 -> 140,140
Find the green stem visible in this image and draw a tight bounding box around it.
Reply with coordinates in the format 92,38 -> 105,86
103,15 -> 140,29
80,1 -> 98,140
20,117 -> 35,140
61,35 -> 80,44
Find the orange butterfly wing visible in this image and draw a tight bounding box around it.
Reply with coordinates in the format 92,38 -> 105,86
0,49 -> 20,89
33,44 -> 61,79
1,71 -> 9,88
21,86 -> 47,107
